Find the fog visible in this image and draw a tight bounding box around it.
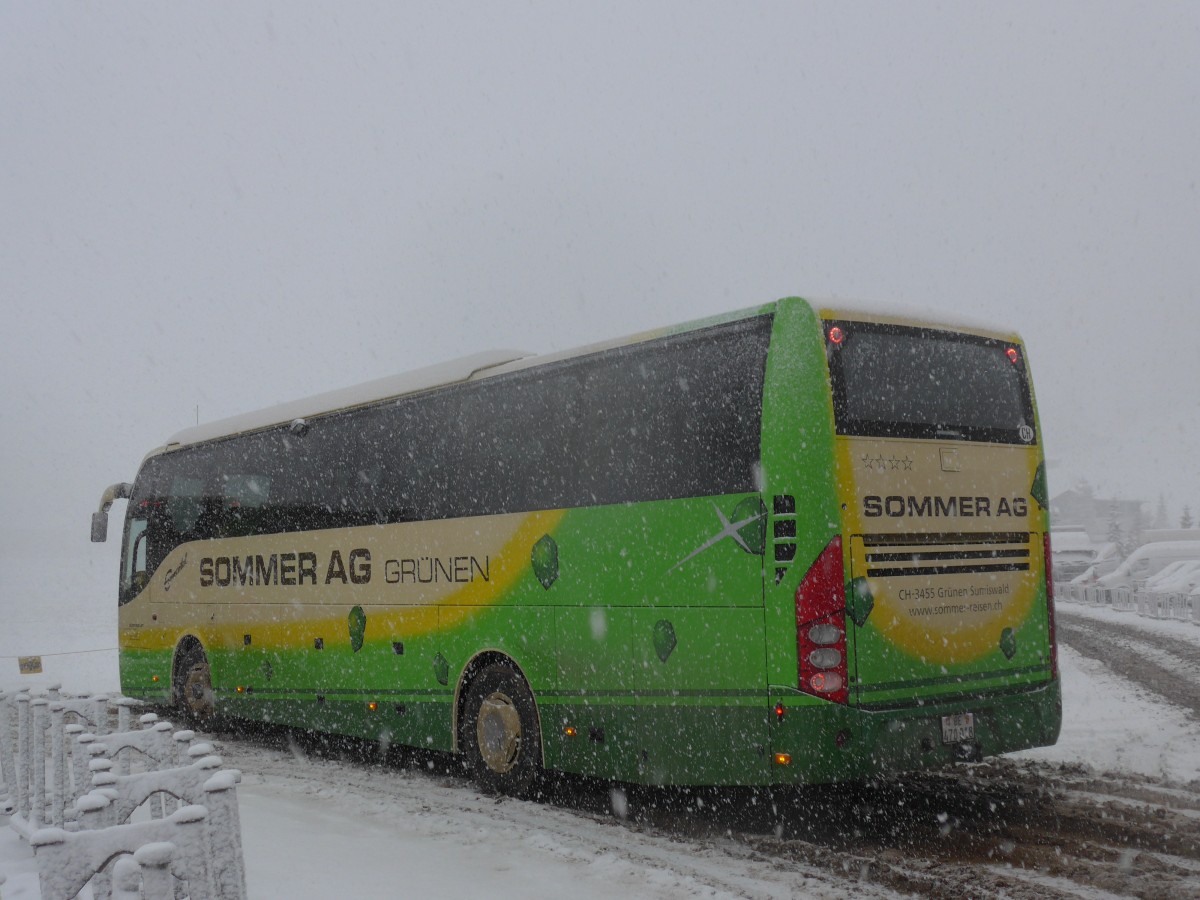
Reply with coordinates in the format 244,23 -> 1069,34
3,2 -> 1199,553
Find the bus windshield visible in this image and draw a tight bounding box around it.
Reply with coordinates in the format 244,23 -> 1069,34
826,321 -> 1036,444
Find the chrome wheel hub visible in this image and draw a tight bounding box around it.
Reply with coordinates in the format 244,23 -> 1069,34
476,691 -> 521,773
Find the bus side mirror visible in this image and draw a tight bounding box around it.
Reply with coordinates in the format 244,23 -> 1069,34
92,481 -> 133,543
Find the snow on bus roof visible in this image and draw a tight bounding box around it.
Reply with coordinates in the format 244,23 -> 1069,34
164,349 -> 530,449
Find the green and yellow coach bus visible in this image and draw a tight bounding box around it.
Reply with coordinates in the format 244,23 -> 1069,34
92,297 -> 1060,794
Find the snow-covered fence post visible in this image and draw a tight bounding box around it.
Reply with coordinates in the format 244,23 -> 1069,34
63,724 -> 85,799
30,698 -> 49,829
0,691 -> 16,814
93,695 -> 111,736
115,697 -> 138,734
203,768 -> 248,900
133,842 -> 179,899
111,854 -> 144,900
152,721 -> 174,763
15,693 -> 30,820
30,805 -> 217,900
87,740 -> 110,777
75,790 -> 114,832
49,703 -> 68,828
114,698 -> 141,776
171,730 -> 196,767
186,741 -> 216,764
73,732 -> 100,805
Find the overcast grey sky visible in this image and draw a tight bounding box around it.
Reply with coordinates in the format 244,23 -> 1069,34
3,1 -> 1199,547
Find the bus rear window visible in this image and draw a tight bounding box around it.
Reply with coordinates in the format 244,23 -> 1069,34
825,320 -> 1036,444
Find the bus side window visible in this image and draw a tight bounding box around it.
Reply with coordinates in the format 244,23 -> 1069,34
123,516 -> 149,599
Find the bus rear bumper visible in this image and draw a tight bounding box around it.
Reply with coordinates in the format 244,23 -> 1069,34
769,678 -> 1062,786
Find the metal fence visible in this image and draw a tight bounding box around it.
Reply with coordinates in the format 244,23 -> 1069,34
0,686 -> 247,900
1055,580 -> 1200,625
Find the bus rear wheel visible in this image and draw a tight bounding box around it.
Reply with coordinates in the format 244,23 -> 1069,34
460,664 -> 542,798
175,645 -> 215,727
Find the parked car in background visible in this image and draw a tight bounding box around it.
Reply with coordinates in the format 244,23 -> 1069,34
1142,559 -> 1200,595
1066,542 -> 1123,585
1051,528 -> 1099,581
1096,541 -> 1200,595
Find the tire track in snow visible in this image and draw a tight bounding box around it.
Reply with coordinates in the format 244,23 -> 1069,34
1057,608 -> 1200,719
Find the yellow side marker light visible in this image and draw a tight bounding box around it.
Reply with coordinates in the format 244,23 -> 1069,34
368,702 -> 379,712
564,726 -> 578,737
774,752 -> 792,766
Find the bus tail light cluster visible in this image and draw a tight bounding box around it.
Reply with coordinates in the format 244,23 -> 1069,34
1044,533 -> 1058,680
796,536 -> 849,704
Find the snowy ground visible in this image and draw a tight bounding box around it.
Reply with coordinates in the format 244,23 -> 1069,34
3,546 -> 1200,897
1019,604 -> 1200,784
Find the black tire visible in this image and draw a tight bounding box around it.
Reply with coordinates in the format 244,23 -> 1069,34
174,644 -> 216,727
460,663 -> 542,797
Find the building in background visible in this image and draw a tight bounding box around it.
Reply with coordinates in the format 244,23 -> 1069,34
1049,487 -> 1146,548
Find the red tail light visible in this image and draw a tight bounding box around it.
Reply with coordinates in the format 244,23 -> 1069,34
1043,533 -> 1058,680
796,536 -> 849,704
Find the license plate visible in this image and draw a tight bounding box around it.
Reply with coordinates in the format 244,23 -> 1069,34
941,712 -> 975,744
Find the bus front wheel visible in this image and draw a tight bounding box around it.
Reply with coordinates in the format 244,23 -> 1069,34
175,645 -> 215,727
460,663 -> 542,798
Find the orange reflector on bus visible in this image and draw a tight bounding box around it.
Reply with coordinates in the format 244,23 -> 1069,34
151,675 -> 159,683
367,702 -> 378,712
236,686 -> 245,694
774,753 -> 791,766
564,726 -> 578,738
774,703 -> 785,722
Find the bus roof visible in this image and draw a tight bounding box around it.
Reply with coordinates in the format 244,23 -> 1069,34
158,296 -> 1021,452
160,303 -> 776,451
164,349 -> 529,449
